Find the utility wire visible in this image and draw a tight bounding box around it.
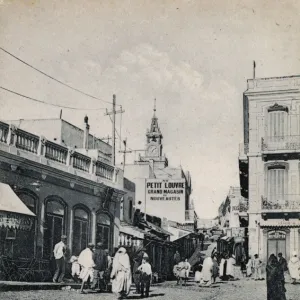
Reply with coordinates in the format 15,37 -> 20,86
0,46 -> 120,106
0,86 -> 106,111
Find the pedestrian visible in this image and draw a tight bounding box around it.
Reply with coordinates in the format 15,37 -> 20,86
78,243 -> 96,294
240,255 -> 247,277
266,254 -> 287,300
133,247 -> 149,294
70,255 -> 81,283
193,262 -> 203,283
105,249 -> 113,269
226,254 -> 236,280
212,254 -> 219,283
254,254 -> 263,280
202,255 -> 214,286
177,258 -> 190,286
110,247 -> 132,300
174,250 -> 181,265
91,242 -> 107,291
246,256 -> 253,277
278,253 -> 288,282
52,235 -> 68,283
138,257 -> 152,298
288,251 -> 300,284
219,253 -> 227,280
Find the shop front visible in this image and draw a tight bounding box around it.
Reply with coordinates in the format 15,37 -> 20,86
0,183 -> 36,281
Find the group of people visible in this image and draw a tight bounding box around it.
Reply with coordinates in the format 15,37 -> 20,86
52,236 -> 153,299
53,236 -> 112,294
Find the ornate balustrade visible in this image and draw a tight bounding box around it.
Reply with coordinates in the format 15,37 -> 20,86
0,121 -> 9,143
15,129 -> 39,154
44,141 -> 68,164
96,161 -> 114,180
262,136 -> 300,151
72,152 -> 91,172
0,121 -> 122,184
261,195 -> 300,210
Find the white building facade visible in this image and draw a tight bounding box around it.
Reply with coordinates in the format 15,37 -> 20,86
239,75 -> 300,262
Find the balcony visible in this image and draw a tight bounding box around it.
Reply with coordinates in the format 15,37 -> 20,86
261,195 -> 300,220
0,121 -> 123,189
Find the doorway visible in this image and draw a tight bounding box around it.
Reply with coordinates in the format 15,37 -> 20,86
267,231 -> 286,258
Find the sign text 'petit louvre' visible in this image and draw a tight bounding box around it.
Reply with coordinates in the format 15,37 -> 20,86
146,179 -> 185,201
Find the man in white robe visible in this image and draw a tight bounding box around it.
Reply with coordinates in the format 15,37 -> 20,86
288,251 -> 300,284
201,256 -> 214,286
78,243 -> 95,294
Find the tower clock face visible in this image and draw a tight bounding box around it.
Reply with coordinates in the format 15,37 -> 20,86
148,145 -> 159,156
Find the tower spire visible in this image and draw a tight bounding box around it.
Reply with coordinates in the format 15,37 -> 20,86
153,98 -> 156,116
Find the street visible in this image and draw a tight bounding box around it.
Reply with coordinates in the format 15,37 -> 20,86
1,278 -> 298,300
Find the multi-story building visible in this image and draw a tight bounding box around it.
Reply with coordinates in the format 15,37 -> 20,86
0,116 -> 127,281
124,107 -> 195,227
239,75 -> 300,262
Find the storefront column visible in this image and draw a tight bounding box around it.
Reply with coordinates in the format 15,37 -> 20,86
91,210 -> 96,244
39,201 -> 45,258
68,209 -> 74,252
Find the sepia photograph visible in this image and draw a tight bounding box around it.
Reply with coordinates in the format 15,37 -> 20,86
0,0 -> 300,299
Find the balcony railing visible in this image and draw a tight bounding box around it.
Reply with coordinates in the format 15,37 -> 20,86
261,195 -> 300,211
0,121 -> 9,143
45,141 -> 68,164
262,136 -> 300,151
96,161 -> 114,180
15,129 -> 40,154
0,121 -> 122,185
72,152 -> 91,172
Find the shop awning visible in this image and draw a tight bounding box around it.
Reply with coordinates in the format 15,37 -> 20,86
0,183 -> 35,216
0,183 -> 35,230
120,221 -> 145,239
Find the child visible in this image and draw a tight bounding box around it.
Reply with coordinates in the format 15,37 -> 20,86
138,258 -> 152,298
254,254 -> 263,280
70,255 -> 81,283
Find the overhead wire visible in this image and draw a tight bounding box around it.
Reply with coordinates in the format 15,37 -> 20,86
0,46 -> 121,107
0,86 -> 106,110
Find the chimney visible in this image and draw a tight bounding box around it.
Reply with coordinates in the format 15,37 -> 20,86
83,115 -> 90,150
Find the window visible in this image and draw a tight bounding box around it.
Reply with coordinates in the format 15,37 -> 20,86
96,213 -> 111,251
267,104 -> 288,143
72,207 -> 89,255
44,199 -> 66,259
267,166 -> 286,202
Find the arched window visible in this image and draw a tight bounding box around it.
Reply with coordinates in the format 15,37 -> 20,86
44,198 -> 66,259
96,213 -> 111,251
72,207 -> 90,255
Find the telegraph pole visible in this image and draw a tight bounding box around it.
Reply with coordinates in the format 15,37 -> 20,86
119,138 -> 132,171
105,95 -> 124,165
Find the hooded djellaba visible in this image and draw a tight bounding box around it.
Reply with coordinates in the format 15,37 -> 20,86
110,247 -> 132,300
266,254 -> 286,300
288,251 -> 300,284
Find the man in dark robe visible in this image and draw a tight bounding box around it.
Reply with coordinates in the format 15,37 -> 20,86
266,254 -> 286,300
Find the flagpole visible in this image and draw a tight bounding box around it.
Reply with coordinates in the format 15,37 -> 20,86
253,60 -> 256,79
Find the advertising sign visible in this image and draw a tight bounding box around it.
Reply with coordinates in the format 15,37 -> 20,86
145,179 -> 186,223
146,179 -> 185,202
0,211 -> 34,231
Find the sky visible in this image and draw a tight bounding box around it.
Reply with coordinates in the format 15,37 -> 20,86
0,0 -> 300,218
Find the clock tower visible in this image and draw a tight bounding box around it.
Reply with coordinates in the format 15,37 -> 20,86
145,99 -> 163,158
